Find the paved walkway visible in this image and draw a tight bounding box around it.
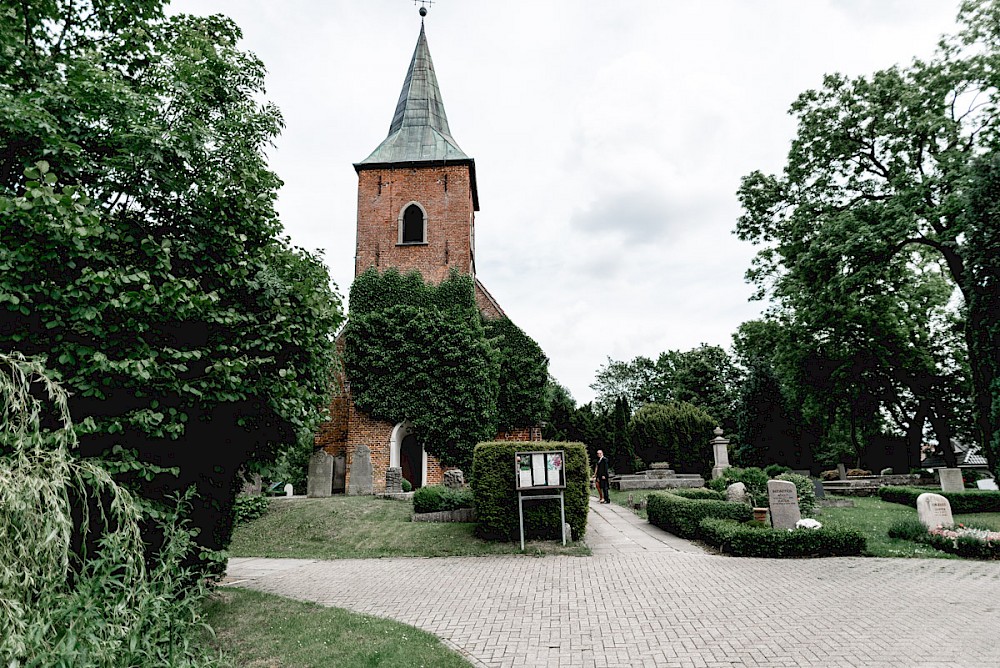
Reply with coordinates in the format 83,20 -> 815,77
225,497 -> 1000,667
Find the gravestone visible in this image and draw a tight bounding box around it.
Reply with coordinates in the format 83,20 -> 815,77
385,466 -> 403,494
332,454 -> 346,493
812,478 -> 826,500
443,469 -> 465,489
348,443 -> 373,495
939,468 -> 964,493
726,482 -> 748,504
767,479 -> 801,529
837,463 -> 847,481
284,483 -> 294,497
710,428 -> 731,480
977,478 -> 999,491
307,450 -> 333,498
917,492 -> 954,529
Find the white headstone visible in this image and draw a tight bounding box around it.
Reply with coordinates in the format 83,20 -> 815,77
917,492 -> 954,529
939,468 -> 964,493
726,482 -> 748,504
284,483 -> 294,497
976,478 -> 999,491
767,479 -> 801,529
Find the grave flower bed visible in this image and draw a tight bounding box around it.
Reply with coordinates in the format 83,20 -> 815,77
925,524 -> 1000,559
698,518 -> 867,558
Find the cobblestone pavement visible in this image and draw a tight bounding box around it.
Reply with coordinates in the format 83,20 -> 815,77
226,498 -> 1000,667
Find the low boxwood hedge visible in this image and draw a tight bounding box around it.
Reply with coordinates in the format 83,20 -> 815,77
878,486 -> 1000,513
412,485 -> 475,514
699,518 -> 867,558
471,441 -> 588,542
665,488 -> 725,501
646,492 -> 752,539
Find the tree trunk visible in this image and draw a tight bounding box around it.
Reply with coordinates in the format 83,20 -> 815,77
928,405 -> 957,469
906,398 -> 930,471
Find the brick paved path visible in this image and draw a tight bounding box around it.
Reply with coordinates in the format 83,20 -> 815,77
226,498 -> 1000,667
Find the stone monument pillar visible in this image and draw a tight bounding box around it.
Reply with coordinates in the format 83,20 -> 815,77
307,450 -> 333,498
710,427 -> 731,480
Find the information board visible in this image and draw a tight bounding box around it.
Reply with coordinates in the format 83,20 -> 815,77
515,450 -> 566,490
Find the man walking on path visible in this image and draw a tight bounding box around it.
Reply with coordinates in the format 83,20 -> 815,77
595,449 -> 610,504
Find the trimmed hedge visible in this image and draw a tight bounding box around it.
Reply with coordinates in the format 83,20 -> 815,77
878,486 -> 1000,513
667,488 -> 725,501
471,441 -> 588,542
646,493 -> 753,539
699,518 -> 867,558
412,485 -> 475,514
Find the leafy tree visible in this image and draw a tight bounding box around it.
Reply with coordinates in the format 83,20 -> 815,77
485,317 -> 549,430
344,269 -> 500,473
736,1 -> 1000,476
627,401 -> 716,475
0,2 -> 343,557
734,361 -> 804,469
541,376 -> 576,441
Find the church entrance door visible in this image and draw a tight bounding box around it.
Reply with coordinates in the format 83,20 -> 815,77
400,434 -> 423,489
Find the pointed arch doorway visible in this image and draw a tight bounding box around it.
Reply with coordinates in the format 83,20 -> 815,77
391,422 -> 426,489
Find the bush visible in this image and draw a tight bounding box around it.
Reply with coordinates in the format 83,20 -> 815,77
764,464 -> 792,478
925,530 -> 1000,559
708,467 -> 769,506
667,488 -> 725,501
848,468 -> 872,477
878,486 -> 1000,513
646,493 -> 753,539
698,518 -> 867,557
775,472 -> 816,516
820,470 -> 840,481
887,518 -> 929,541
628,401 -> 716,475
472,441 -> 588,541
401,479 -> 413,493
412,485 -> 474,514
233,495 -> 271,525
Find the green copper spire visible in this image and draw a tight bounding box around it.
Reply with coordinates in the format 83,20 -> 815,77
357,21 -> 470,165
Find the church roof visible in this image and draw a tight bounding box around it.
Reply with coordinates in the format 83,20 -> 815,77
356,21 -> 472,167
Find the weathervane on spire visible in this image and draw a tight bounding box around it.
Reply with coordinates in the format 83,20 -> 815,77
414,0 -> 433,17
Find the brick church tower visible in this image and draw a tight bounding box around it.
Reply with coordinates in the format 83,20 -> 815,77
312,15 -> 533,497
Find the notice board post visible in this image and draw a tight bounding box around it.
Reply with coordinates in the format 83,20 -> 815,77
515,450 -> 566,550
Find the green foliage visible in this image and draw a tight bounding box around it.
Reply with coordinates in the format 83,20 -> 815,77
627,401 -> 716,475
924,530 -> 1000,559
736,363 -> 804,469
471,441 -> 588,542
345,269 -> 500,472
707,467 -> 769,507
698,519 -> 867,558
878,486 -> 1000,513
666,488 -> 725,501
401,478 -> 413,493
0,1 -> 343,560
412,485 -> 475,514
484,317 -> 549,430
764,464 -> 792,478
775,472 -> 817,516
0,352 -> 224,666
887,518 -> 929,542
646,493 -> 753,539
233,495 -> 270,525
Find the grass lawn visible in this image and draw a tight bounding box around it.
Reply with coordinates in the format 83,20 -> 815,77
202,587 -> 473,667
228,495 -> 589,559
603,488 -> 1000,560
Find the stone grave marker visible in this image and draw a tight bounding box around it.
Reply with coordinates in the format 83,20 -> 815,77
938,468 -> 964,493
977,478 -> 999,491
349,443 -> 373,495
306,450 -> 333,498
767,479 -> 801,529
283,483 -> 294,497
917,492 -> 954,529
812,478 -> 826,500
837,463 -> 847,480
443,469 -> 465,489
385,466 -> 403,494
726,482 -> 747,504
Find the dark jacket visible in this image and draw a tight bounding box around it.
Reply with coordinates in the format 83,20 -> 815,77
596,457 -> 609,479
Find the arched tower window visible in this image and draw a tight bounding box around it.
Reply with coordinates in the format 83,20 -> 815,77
399,202 -> 427,244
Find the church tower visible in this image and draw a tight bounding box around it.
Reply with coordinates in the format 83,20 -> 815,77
353,18 -> 480,286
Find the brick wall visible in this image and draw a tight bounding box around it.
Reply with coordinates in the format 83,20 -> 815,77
495,426 -> 543,442
355,165 -> 475,283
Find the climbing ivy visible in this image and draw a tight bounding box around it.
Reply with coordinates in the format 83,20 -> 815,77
484,317 -> 549,430
344,269 -> 500,472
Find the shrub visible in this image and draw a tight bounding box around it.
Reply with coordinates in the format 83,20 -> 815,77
848,468 -> 872,477
401,479 -> 413,493
775,472 -> 816,516
764,464 -> 792,478
667,488 -> 725,501
412,485 -> 474,514
646,493 -> 753,539
472,441 -> 588,541
887,518 -> 928,541
628,401 -> 716,475
699,518 -> 867,557
709,467 -> 769,506
878,486 -> 1000,513
925,527 -> 1000,559
820,470 -> 840,481
233,495 -> 270,525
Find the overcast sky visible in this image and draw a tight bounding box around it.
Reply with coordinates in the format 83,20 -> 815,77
170,0 -> 961,406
